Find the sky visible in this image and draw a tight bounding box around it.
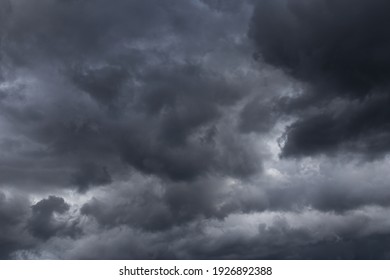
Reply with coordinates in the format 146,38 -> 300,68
1,0 -> 390,259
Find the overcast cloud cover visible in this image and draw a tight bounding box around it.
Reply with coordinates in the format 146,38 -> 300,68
1,0 -> 390,259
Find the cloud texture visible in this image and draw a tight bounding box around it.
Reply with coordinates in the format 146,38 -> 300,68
1,0 -> 390,259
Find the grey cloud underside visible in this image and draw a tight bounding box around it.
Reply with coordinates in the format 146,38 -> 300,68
27,196 -> 81,240
251,0 -> 390,158
7,188 -> 390,260
0,192 -> 32,259
0,0 -> 260,188
1,0 -> 390,260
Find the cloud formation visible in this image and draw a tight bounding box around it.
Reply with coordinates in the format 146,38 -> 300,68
0,0 -> 262,191
251,0 -> 390,158
1,0 -> 390,260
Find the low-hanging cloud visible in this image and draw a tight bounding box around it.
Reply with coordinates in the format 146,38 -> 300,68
250,0 -> 390,158
1,0 -> 390,260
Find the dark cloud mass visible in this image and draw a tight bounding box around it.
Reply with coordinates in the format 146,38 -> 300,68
251,0 -> 390,158
0,191 -> 31,259
28,196 -> 73,240
0,0 -> 259,188
71,163 -> 112,193
1,0 -> 390,260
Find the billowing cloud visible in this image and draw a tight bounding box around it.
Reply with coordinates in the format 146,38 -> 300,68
250,0 -> 390,158
0,0 -> 262,191
27,196 -> 80,240
1,0 -> 390,260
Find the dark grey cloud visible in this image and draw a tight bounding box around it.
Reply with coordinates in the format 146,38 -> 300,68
0,0 -> 261,191
3,0 -> 171,63
2,0 -> 390,261
250,0 -> 390,158
265,173 -> 390,213
280,95 -> 390,158
14,208 -> 390,260
238,97 -> 277,134
80,178 -> 174,231
70,65 -> 129,106
27,196 -> 79,240
0,0 -> 272,259
0,191 -> 31,259
0,192 -> 82,259
79,176 -> 247,232
71,163 -> 112,193
251,0 -> 390,96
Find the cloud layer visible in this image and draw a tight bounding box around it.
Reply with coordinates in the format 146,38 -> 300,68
1,0 -> 390,259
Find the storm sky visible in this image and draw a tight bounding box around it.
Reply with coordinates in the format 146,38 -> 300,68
1,0 -> 390,259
